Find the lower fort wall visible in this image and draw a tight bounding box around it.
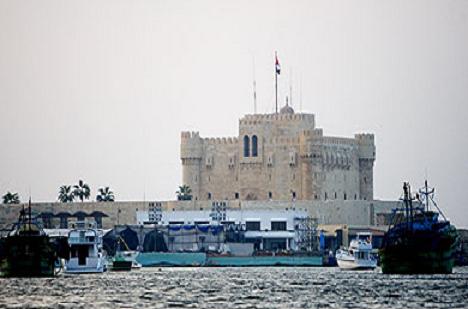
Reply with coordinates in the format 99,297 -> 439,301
0,199 -> 400,230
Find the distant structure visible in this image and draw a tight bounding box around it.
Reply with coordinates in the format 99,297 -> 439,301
181,104 -> 375,201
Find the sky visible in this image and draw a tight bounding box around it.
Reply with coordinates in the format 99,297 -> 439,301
0,0 -> 467,227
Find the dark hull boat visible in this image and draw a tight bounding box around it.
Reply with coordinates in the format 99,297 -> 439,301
2,234 -> 56,277
0,203 -> 68,277
380,182 -> 458,274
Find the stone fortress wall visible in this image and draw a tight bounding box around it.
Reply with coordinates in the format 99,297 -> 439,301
181,105 -> 375,203
0,199 -> 401,230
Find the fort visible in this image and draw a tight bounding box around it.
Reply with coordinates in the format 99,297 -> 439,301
181,103 -> 375,202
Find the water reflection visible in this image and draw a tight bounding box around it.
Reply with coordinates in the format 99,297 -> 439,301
1,267 -> 467,308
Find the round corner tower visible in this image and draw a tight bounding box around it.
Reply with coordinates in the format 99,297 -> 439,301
355,133 -> 376,200
180,131 -> 203,200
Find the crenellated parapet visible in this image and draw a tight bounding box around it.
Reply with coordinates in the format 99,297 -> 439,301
240,113 -> 315,126
202,136 -> 239,145
355,133 -> 376,160
180,131 -> 203,159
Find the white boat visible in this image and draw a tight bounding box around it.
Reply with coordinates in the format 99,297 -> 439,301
336,232 -> 377,270
65,222 -> 107,273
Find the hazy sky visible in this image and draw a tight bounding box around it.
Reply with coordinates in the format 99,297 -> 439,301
1,1 -> 467,227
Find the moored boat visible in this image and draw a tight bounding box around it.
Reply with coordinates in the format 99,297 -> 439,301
136,252 -> 207,267
380,181 -> 459,274
206,253 -> 323,267
336,232 -> 377,270
0,203 -> 63,277
65,222 -> 107,273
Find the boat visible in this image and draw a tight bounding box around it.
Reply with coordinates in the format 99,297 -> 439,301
118,250 -> 142,269
110,255 -> 133,271
380,181 -> 459,274
206,252 -> 323,267
336,232 -> 377,270
109,237 -> 141,271
136,252 -> 207,267
65,221 -> 107,273
0,203 -> 67,277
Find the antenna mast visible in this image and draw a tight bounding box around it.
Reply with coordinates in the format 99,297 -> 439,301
253,56 -> 257,114
289,68 -> 292,107
299,73 -> 303,112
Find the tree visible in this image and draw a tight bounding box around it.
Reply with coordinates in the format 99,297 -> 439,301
96,187 -> 115,202
2,192 -> 20,204
176,185 -> 192,201
73,180 -> 91,202
58,185 -> 74,203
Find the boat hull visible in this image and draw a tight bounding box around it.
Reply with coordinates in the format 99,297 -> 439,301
380,247 -> 456,274
1,235 -> 56,277
336,258 -> 376,270
65,257 -> 107,273
111,260 -> 133,271
380,227 -> 458,274
136,252 -> 207,267
206,255 -> 323,267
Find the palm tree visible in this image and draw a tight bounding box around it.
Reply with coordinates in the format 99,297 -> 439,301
96,187 -> 115,202
2,192 -> 20,204
58,185 -> 74,203
176,185 -> 192,201
73,180 -> 91,202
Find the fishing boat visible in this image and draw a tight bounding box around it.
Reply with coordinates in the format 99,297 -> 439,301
109,237 -> 141,271
65,221 -> 107,273
0,202 -> 68,277
380,181 -> 459,274
336,232 -> 377,270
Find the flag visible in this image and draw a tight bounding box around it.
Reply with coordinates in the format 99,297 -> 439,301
275,54 -> 281,75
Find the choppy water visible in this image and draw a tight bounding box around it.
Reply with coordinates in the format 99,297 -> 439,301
0,267 -> 467,309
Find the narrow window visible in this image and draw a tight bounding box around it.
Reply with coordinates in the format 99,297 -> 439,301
235,192 -> 239,199
268,192 -> 272,199
334,192 -> 337,199
354,193 -> 357,200
325,192 -> 328,200
292,191 -> 296,200
344,193 -> 347,200
243,135 -> 250,157
252,135 -> 258,157
208,192 -> 212,200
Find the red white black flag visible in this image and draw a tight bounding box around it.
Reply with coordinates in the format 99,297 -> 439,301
275,54 -> 281,75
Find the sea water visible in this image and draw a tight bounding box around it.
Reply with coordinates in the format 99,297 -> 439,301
0,267 -> 467,308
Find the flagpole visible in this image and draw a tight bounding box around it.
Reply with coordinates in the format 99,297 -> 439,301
275,51 -> 278,114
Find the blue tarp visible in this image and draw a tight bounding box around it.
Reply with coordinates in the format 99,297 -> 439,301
319,230 -> 325,250
168,225 -> 182,231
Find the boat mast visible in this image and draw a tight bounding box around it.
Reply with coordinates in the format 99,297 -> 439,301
419,180 -> 434,212
403,182 -> 409,229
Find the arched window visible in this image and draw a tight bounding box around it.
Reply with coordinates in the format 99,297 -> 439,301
243,135 -> 250,157
252,135 -> 258,157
